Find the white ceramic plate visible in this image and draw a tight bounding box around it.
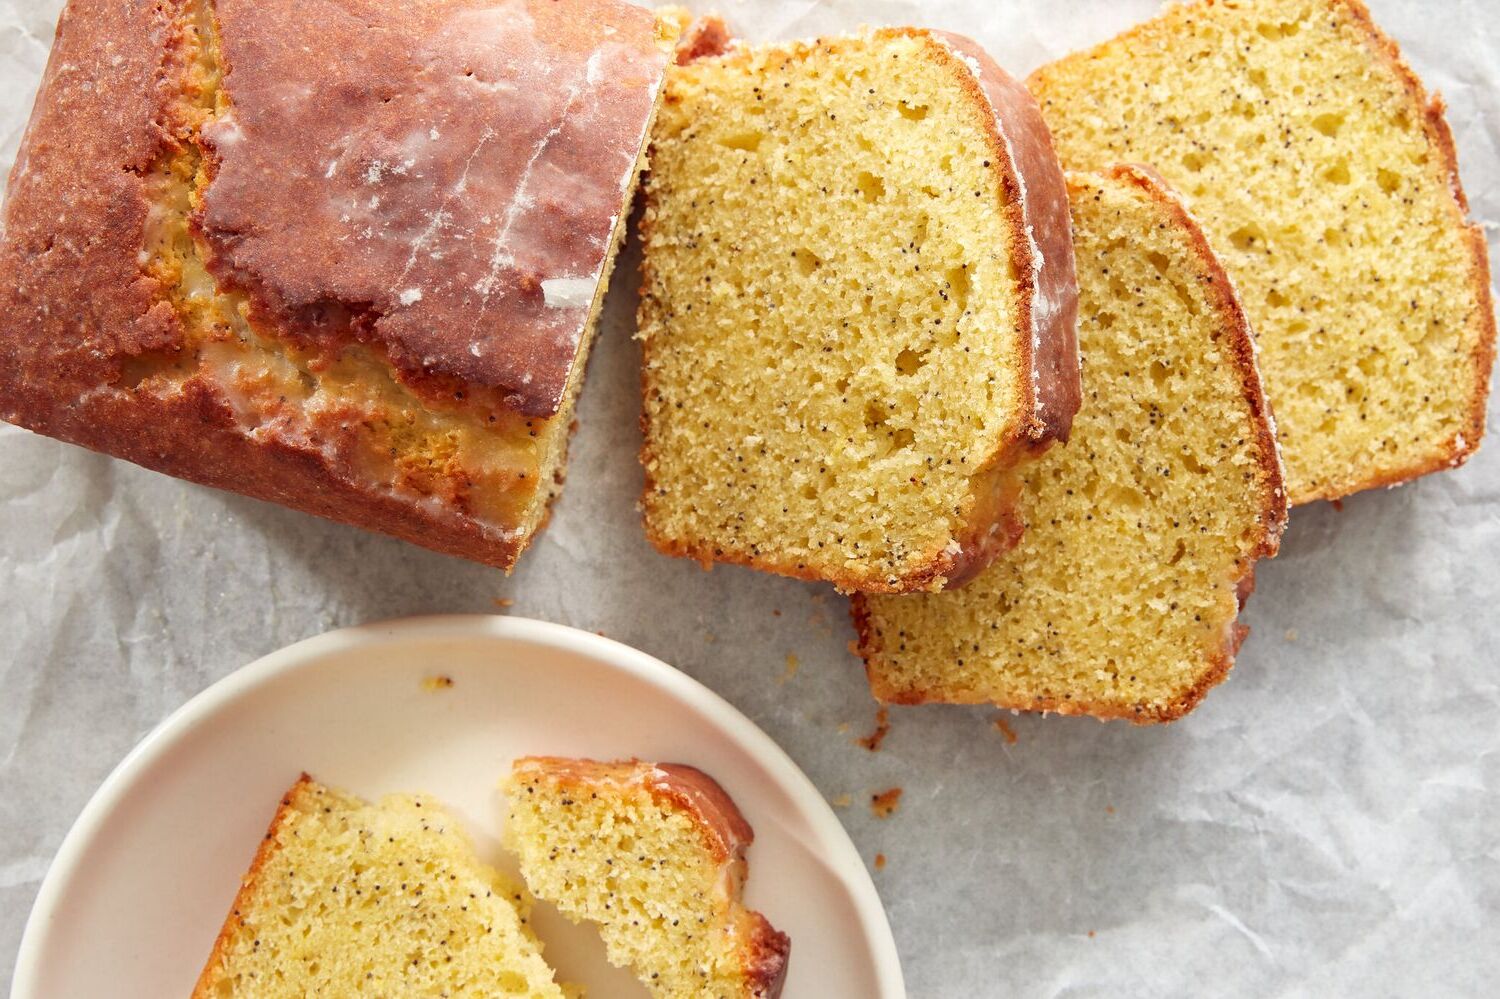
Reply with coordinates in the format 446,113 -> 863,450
12,615 -> 903,998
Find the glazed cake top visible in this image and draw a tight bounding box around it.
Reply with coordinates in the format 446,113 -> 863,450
2,0 -> 669,423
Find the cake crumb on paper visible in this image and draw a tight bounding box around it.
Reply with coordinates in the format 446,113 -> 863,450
422,674 -> 455,692
993,715 -> 1018,744
779,653 -> 800,684
858,706 -> 891,751
1285,628 -> 1298,642
874,852 -> 887,870
493,597 -> 515,609
831,793 -> 852,809
871,787 -> 903,819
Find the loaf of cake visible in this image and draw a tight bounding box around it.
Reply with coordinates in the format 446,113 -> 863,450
1028,0 -> 1495,504
638,27 -> 1080,593
855,166 -> 1287,722
0,0 -> 676,569
194,775 -> 566,997
505,757 -> 790,998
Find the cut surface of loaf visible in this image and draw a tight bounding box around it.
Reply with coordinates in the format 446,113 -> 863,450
194,775 -> 564,998
1029,0 -> 1495,504
505,757 -> 790,998
639,27 -> 1080,593
0,0 -> 675,570
855,166 -> 1287,722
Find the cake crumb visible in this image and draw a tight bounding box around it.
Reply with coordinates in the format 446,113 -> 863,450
772,608 -> 782,617
992,715 -> 1018,744
422,674 -> 455,692
1105,805 -> 1115,815
493,597 -> 515,609
836,722 -> 851,735
779,653 -> 800,684
874,852 -> 887,870
1088,930 -> 1096,939
870,787 -> 902,819
831,793 -> 852,809
1284,628 -> 1298,642
858,706 -> 891,752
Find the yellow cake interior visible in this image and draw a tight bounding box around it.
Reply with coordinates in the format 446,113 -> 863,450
640,31 -> 1037,590
1029,0 -> 1491,502
505,765 -> 759,998
860,170 -> 1282,721
196,779 -> 564,998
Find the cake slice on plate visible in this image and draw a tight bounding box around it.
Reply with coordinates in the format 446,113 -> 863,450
505,757 -> 790,998
1029,0 -> 1494,503
194,775 -> 566,997
639,27 -> 1080,593
854,166 -> 1287,722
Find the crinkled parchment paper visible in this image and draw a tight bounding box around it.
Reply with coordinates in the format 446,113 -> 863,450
2,0 -> 1497,994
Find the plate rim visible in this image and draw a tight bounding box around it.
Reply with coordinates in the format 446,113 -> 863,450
10,614 -> 905,998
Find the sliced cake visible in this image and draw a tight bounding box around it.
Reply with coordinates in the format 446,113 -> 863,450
0,0 -> 677,570
194,775 -> 565,997
505,757 -> 790,998
854,166 -> 1287,722
639,27 -> 1080,593
1028,0 -> 1495,503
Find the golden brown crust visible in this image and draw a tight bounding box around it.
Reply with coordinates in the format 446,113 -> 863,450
738,910 -> 792,999
639,27 -> 1080,594
1026,0 -> 1495,505
671,12 -> 733,65
851,165 -> 1288,724
510,756 -> 790,997
192,773 -> 316,998
0,0 -> 670,571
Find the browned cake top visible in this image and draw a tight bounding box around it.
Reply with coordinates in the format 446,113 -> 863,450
0,0 -> 669,568
199,0 -> 666,416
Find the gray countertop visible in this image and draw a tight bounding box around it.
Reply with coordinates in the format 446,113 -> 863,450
3,0 -> 1498,995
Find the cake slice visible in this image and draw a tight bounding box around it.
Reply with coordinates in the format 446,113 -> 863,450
638,27 -> 1080,593
854,166 -> 1287,722
504,757 -> 790,998
1028,0 -> 1495,503
194,775 -> 565,998
0,0 -> 677,570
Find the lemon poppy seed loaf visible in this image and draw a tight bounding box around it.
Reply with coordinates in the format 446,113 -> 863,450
505,757 -> 790,998
0,0 -> 677,571
639,27 -> 1080,593
1028,0 -> 1495,503
854,166 -> 1287,722
194,775 -> 565,998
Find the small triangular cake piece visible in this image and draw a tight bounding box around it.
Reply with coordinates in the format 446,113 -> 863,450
1028,0 -> 1495,504
194,775 -> 566,997
0,0 -> 678,570
638,27 -> 1080,593
854,166 -> 1287,722
504,757 -> 790,998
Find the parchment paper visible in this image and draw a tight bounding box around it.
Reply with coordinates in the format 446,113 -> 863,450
2,1 -> 1497,994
